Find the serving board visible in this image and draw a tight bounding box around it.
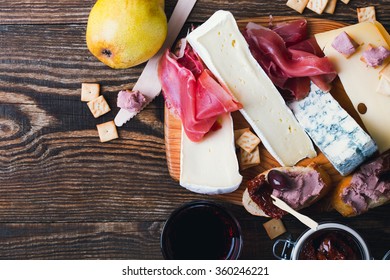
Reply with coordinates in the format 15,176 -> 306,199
165,17 -> 359,205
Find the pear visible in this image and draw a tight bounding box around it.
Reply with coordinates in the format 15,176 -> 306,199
86,0 -> 167,69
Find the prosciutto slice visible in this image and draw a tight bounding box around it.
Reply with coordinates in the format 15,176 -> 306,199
158,43 -> 242,142
270,18 -> 308,47
244,21 -> 337,100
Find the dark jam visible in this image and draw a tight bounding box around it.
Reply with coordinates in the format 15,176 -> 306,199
162,203 -> 241,260
298,230 -> 363,260
247,174 -> 286,219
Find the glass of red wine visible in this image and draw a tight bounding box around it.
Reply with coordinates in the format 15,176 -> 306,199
160,201 -> 243,260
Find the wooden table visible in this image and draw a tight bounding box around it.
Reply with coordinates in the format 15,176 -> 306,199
0,0 -> 389,260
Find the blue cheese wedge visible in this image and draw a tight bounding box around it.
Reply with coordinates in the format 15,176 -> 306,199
187,10 -> 316,166
289,83 -> 378,176
180,113 -> 242,194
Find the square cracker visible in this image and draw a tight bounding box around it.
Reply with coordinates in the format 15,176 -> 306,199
81,83 -> 100,102
234,128 -> 250,144
263,219 -> 286,240
357,6 -> 376,23
96,121 -> 118,142
240,146 -> 260,170
236,131 -> 261,153
324,0 -> 337,14
286,0 -> 309,14
306,0 -> 329,14
87,95 -> 111,118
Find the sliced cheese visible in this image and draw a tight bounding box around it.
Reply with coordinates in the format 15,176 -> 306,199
374,21 -> 390,47
315,22 -> 390,153
180,113 -> 242,194
187,10 -> 316,166
289,83 -> 378,176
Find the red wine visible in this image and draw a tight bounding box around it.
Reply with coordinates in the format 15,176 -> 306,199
161,201 -> 242,260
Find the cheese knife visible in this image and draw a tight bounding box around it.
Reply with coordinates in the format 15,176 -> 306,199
115,0 -> 198,126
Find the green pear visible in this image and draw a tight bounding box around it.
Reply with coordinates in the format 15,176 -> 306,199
86,0 -> 167,69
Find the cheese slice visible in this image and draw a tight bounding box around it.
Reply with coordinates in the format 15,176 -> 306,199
374,21 -> 390,47
377,75 -> 390,96
289,83 -> 378,176
180,113 -> 242,194
315,22 -> 390,153
187,10 -> 316,166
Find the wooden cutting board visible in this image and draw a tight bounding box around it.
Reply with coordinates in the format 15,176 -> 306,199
165,17 -> 355,205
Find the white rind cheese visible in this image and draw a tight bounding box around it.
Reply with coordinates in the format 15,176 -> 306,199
289,83 -> 378,176
315,22 -> 390,153
180,113 -> 242,194
187,10 -> 316,167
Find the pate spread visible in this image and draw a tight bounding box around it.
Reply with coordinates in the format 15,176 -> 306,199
342,150 -> 390,215
117,90 -> 146,113
331,31 -> 359,57
247,167 -> 327,218
271,170 -> 325,210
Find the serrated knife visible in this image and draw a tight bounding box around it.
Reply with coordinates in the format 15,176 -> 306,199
114,0 -> 198,126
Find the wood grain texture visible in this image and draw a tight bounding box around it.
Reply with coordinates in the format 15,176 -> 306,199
0,0 -> 389,26
0,0 -> 389,260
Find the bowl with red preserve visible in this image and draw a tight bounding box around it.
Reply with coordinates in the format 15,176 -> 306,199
160,201 -> 243,260
273,223 -> 371,260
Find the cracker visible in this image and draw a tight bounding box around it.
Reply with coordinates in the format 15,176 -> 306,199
236,131 -> 261,153
234,128 -> 250,144
96,121 -> 118,142
357,6 -> 376,23
263,219 -> 287,240
240,146 -> 260,170
306,0 -> 329,14
286,0 -> 309,14
324,0 -> 337,14
340,0 -> 350,4
87,95 -> 111,118
81,83 -> 100,102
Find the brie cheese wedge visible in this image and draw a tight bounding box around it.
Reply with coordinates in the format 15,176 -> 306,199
187,10 -> 316,166
180,113 -> 242,194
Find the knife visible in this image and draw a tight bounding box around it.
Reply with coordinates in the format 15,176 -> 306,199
115,0 -> 198,127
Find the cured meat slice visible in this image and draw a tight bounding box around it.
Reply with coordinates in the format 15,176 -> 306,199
244,21 -> 337,100
158,43 -> 242,142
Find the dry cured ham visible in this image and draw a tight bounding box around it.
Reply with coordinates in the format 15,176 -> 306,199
158,42 -> 242,142
244,20 -> 337,100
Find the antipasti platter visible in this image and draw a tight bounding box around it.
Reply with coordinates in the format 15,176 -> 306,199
163,14 -> 390,218
165,17 -> 349,204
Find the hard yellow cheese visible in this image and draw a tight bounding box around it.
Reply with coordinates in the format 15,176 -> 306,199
315,22 -> 390,153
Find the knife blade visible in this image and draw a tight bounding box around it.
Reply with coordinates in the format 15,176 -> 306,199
114,0 -> 198,127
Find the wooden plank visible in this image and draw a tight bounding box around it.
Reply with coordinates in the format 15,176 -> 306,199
0,0 -> 389,27
165,17 -> 350,206
0,0 -> 388,260
0,205 -> 388,259
0,222 -> 163,259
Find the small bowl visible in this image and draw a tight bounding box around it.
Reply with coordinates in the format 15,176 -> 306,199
160,200 -> 243,260
273,223 -> 371,260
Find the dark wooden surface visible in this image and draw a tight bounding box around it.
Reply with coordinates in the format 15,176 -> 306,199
0,0 -> 389,260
